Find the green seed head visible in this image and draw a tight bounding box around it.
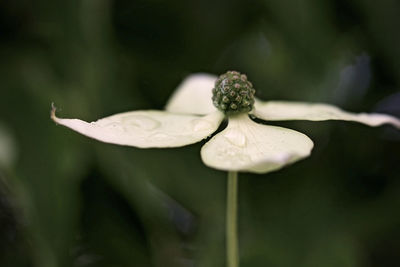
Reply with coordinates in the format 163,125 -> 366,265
212,71 -> 255,115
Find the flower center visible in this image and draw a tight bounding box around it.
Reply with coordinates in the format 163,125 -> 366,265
212,71 -> 255,115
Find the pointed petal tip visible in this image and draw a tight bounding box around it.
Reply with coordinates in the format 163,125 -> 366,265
254,100 -> 400,130
50,102 -> 59,123
50,108 -> 223,148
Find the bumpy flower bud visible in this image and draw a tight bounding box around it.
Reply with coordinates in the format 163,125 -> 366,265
212,71 -> 255,115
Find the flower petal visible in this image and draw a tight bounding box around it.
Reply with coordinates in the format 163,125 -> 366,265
51,107 -> 224,148
253,100 -> 400,128
165,73 -> 217,115
201,114 -> 313,173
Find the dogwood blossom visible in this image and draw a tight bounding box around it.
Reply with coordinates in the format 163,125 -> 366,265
51,71 -> 400,174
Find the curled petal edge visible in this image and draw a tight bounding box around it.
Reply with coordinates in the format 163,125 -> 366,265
51,104 -> 224,148
253,100 -> 400,129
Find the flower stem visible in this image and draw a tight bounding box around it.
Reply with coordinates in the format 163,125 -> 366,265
227,171 -> 239,267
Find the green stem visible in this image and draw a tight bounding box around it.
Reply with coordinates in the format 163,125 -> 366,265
227,171 -> 239,267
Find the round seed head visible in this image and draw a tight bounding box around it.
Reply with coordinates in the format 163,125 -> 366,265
212,71 -> 256,115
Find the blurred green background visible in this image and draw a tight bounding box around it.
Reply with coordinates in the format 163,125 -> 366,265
1,0 -> 400,266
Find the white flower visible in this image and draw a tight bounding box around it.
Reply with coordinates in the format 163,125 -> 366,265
51,72 -> 400,174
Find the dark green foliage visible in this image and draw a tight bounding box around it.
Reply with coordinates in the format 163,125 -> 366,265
0,0 -> 400,267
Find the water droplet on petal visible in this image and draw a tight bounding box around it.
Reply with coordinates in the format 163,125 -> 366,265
102,122 -> 124,136
275,153 -> 291,163
216,146 -> 251,167
122,115 -> 160,131
191,119 -> 213,132
224,128 -> 247,147
150,132 -> 175,141
217,147 -> 238,157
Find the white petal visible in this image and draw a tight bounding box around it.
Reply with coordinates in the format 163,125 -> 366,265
165,73 -> 217,115
201,114 -> 313,173
253,100 -> 400,128
51,107 -> 224,148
